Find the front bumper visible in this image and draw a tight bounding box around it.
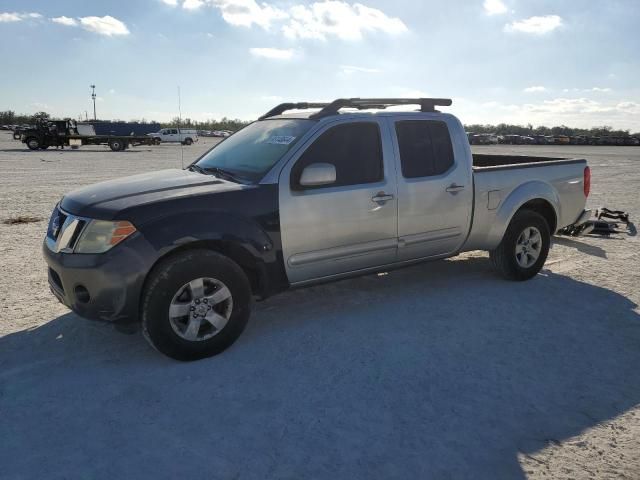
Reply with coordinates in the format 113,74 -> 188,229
43,233 -> 157,324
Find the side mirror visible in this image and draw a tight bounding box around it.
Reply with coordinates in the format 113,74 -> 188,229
299,163 -> 337,188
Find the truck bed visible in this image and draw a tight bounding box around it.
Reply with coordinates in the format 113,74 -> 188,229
472,154 -> 582,170
464,154 -> 588,251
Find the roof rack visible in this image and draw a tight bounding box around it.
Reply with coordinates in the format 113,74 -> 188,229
258,98 -> 452,120
258,102 -> 331,120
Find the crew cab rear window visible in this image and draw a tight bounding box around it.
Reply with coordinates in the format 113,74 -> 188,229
291,122 -> 383,190
395,120 -> 454,178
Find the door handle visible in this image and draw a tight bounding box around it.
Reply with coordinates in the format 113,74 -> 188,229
372,192 -> 394,204
446,184 -> 465,193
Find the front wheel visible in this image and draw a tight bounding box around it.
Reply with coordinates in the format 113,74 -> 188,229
25,137 -> 40,150
490,210 -> 550,281
183,138 -> 193,146
142,250 -> 252,361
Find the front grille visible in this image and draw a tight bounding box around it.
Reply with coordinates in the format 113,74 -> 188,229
45,206 -> 86,253
47,206 -> 67,241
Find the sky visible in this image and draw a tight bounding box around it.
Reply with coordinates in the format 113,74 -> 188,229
0,0 -> 639,130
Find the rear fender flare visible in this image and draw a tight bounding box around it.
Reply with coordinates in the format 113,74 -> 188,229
489,181 -> 560,247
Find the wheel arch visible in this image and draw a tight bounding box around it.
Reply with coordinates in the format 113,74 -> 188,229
489,181 -> 560,247
140,240 -> 269,312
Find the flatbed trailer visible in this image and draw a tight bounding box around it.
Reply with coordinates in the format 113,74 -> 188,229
67,135 -> 158,151
19,119 -> 160,151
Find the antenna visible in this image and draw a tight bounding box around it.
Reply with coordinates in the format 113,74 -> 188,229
178,86 -> 184,169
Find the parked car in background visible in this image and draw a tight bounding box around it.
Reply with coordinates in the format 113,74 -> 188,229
624,137 -> 640,146
502,135 -> 522,145
212,130 -> 232,137
470,133 -> 498,145
148,128 -> 199,145
553,135 -> 570,145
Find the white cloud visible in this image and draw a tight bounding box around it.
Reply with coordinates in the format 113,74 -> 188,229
211,0 -> 287,29
0,11 -> 41,22
175,0 -> 407,39
249,47 -> 295,60
562,87 -> 613,94
524,98 -> 610,114
261,95 -> 284,102
483,0 -> 507,15
182,0 -> 286,29
283,1 -> 408,41
161,0 -> 179,5
340,65 -> 381,74
183,0 -> 205,9
51,16 -> 77,26
524,86 -> 547,93
79,16 -> 130,36
505,15 -> 562,34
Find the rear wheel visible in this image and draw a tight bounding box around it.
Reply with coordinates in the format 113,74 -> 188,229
490,210 -> 550,281
184,138 -> 193,146
142,250 -> 252,361
26,137 -> 40,150
109,139 -> 124,151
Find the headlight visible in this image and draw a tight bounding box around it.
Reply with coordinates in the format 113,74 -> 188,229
75,220 -> 137,254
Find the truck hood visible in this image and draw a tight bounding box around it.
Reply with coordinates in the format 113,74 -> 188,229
60,168 -> 245,219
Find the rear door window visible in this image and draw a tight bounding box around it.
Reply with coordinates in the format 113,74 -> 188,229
291,122 -> 383,190
395,120 -> 454,178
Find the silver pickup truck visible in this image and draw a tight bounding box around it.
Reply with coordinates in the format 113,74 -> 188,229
43,98 -> 591,360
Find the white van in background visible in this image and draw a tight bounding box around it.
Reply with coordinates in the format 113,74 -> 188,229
148,128 -> 199,145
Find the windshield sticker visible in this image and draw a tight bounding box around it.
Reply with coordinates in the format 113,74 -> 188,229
267,136 -> 296,145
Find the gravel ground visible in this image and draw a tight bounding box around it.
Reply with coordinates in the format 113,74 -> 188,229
0,131 -> 639,479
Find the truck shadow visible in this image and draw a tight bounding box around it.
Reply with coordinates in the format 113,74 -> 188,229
1,256 -> 639,479
552,236 -> 608,258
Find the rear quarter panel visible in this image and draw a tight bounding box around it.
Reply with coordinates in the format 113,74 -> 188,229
464,160 -> 587,251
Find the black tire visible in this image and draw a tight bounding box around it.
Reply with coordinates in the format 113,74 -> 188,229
184,138 -> 193,146
154,138 -> 161,145
489,209 -> 550,281
142,249 -> 252,361
25,137 -> 40,150
109,139 -> 124,151
13,132 -> 21,140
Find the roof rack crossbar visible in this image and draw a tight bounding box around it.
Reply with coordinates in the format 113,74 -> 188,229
310,98 -> 453,119
259,102 -> 330,120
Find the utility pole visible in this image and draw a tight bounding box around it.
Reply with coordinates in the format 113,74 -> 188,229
90,84 -> 97,121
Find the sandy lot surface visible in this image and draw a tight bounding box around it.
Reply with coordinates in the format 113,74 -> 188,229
0,131 -> 639,479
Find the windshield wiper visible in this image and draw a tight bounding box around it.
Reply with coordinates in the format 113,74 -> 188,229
202,166 -> 247,184
188,164 -> 247,184
187,164 -> 207,175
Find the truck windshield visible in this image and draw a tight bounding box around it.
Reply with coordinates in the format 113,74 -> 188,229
194,119 -> 314,182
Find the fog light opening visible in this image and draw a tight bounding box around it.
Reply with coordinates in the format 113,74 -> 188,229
74,285 -> 91,304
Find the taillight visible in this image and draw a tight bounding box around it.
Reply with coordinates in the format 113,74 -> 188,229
584,166 -> 591,197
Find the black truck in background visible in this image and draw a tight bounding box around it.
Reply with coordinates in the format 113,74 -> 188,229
20,119 -> 158,151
